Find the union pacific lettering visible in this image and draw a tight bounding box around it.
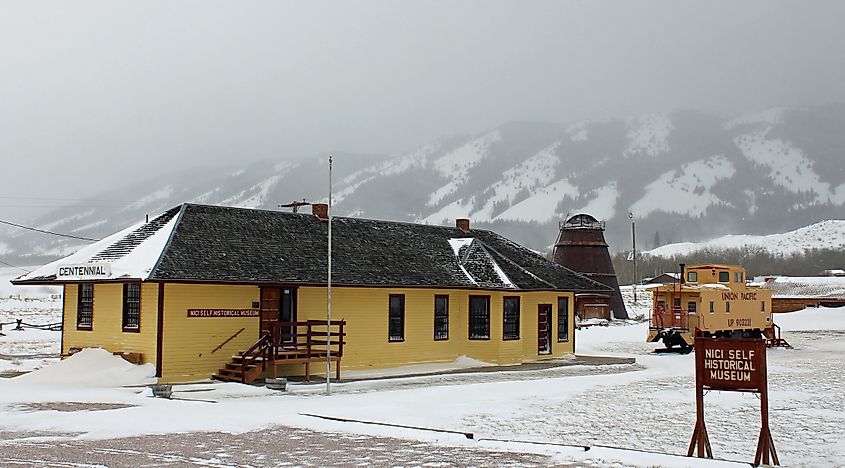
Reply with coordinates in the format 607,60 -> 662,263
721,292 -> 758,301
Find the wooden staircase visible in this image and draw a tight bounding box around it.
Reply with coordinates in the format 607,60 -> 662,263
766,323 -> 792,348
212,320 -> 346,385
212,354 -> 265,384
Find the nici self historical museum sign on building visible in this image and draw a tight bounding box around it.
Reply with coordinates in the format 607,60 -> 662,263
689,338 -> 779,465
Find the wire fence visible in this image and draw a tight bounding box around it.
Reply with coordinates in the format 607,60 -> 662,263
0,319 -> 62,334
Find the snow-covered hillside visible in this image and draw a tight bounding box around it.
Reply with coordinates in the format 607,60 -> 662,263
646,219 -> 845,257
6,104 -> 845,262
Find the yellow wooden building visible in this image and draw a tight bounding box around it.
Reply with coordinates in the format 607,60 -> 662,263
14,203 -> 609,383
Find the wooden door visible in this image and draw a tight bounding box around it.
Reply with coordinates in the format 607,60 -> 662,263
280,288 -> 297,344
538,304 -> 552,355
260,287 -> 280,333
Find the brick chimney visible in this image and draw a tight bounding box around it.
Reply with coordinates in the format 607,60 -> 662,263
456,218 -> 470,233
312,203 -> 329,220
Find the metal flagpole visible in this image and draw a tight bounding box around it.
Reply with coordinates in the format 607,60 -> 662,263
326,155 -> 333,395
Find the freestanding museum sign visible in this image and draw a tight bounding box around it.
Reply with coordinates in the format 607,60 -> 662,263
689,337 -> 778,465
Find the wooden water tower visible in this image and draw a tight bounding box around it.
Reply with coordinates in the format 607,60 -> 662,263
554,214 -> 628,320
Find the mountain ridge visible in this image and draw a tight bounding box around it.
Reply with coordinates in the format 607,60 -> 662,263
5,103 -> 845,264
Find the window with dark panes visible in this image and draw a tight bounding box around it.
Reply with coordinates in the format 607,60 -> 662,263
688,302 -> 697,314
434,295 -> 449,340
468,296 -> 490,339
388,294 -> 405,342
503,296 -> 520,340
719,271 -> 730,282
77,283 -> 93,329
122,283 -> 141,330
558,297 -> 569,342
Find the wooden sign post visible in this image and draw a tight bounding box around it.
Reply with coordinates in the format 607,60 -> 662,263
689,338 -> 779,465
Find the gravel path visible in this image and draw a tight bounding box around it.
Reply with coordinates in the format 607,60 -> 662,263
1,426 -> 582,467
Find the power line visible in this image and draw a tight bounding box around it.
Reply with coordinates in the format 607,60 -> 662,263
0,195 -> 135,203
0,204 -> 128,208
0,258 -> 30,273
0,219 -> 101,242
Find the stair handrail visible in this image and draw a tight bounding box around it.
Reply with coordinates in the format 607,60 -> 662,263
212,327 -> 245,354
240,331 -> 271,384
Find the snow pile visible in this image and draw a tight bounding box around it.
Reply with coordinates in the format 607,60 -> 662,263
13,348 -> 155,387
646,219 -> 845,257
344,355 -> 496,379
774,307 -> 845,332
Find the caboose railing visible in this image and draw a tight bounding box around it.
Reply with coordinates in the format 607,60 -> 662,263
651,306 -> 696,330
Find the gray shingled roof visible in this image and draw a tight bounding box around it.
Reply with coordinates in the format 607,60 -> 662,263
149,204 -> 609,292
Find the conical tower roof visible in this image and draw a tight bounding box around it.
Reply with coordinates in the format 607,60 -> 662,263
553,214 -> 628,319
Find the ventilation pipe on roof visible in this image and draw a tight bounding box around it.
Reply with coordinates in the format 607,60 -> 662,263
456,218 -> 470,233
312,203 -> 329,220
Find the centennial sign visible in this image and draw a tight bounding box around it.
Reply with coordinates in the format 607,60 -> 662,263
56,263 -> 111,279
187,309 -> 260,318
689,338 -> 778,465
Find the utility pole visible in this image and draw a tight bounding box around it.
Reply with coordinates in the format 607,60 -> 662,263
629,212 -> 637,303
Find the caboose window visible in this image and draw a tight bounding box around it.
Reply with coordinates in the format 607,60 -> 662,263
719,271 -> 729,282
709,301 -> 714,313
688,302 -> 697,314
735,272 -> 743,283
761,301 -> 766,312
726,302 -> 731,313
687,271 -> 697,282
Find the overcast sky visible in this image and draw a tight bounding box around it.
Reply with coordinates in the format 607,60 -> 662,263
1,1 -> 844,221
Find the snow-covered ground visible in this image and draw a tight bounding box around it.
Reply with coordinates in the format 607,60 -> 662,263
1,279 -> 843,466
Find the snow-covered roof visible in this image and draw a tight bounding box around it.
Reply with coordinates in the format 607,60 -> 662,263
14,203 -> 608,293
763,276 -> 845,299
14,207 -> 181,283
